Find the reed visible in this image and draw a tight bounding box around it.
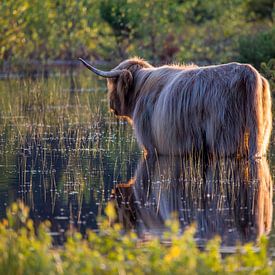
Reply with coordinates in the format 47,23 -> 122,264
0,75 -> 140,241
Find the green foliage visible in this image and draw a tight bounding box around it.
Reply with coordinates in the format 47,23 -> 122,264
0,202 -> 57,275
177,0 -> 250,63
50,1 -> 99,60
184,0 -> 219,24
22,0 -> 52,59
246,0 -> 274,20
0,0 -> 273,65
239,27 -> 275,68
0,202 -> 274,274
133,0 -> 184,62
0,0 -> 100,61
0,0 -> 29,60
261,59 -> 275,92
0,0 -> 274,71
99,0 -> 141,58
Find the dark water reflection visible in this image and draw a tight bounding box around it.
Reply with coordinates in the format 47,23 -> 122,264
0,124 -> 140,243
0,76 -> 274,249
0,76 -> 141,244
112,156 -> 273,246
10,125 -> 140,244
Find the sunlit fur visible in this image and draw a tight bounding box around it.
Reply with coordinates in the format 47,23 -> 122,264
107,57 -> 272,158
111,156 -> 273,244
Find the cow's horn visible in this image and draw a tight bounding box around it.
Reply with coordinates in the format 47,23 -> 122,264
78,58 -> 122,78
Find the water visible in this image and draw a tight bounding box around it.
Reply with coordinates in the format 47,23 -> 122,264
0,73 -> 274,250
117,156 -> 273,249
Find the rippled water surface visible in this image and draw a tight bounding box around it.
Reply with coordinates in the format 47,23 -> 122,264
0,73 -> 274,251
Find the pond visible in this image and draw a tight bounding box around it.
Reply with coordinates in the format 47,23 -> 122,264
0,72 -> 274,252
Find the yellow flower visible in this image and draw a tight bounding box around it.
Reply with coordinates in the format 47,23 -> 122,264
164,246 -> 181,262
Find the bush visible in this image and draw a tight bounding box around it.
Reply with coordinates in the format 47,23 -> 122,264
239,27 -> 275,68
0,202 -> 274,274
246,0 -> 274,20
261,59 -> 275,92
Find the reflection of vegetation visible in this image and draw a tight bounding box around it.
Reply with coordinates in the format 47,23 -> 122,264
0,201 -> 274,274
0,76 -> 140,241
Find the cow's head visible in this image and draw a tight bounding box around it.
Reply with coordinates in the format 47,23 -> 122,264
79,58 -> 151,117
79,58 -> 134,117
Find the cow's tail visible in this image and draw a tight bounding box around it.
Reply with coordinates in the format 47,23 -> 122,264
244,65 -> 267,158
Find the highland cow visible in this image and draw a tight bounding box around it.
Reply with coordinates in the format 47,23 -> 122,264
79,57 -> 272,158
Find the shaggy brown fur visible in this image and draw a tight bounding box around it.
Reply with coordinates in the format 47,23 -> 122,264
105,57 -> 272,158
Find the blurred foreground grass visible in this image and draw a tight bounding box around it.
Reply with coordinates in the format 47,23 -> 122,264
0,201 -> 273,275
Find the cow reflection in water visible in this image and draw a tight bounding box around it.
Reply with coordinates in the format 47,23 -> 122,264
111,157 -> 272,246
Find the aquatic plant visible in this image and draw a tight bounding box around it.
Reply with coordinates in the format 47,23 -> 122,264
0,75 -> 140,242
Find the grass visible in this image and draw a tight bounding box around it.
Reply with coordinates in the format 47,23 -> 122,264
0,201 -> 274,275
0,75 -> 140,219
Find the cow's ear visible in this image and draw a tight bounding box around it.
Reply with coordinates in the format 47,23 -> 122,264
117,70 -> 133,113
118,70 -> 133,95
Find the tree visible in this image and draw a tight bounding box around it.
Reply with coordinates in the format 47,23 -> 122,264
99,0 -> 140,59
50,0 -> 99,60
22,0 -> 52,60
0,0 -> 29,61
